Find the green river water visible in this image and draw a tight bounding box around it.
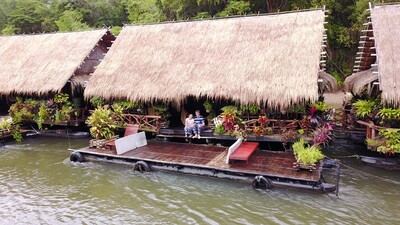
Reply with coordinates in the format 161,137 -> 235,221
0,137 -> 399,225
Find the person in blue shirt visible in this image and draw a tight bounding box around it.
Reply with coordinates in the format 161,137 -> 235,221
193,110 -> 205,139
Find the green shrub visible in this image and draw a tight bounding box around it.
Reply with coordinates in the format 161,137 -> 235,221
35,103 -> 50,130
54,93 -> 69,104
214,124 -> 226,135
378,108 -> 400,120
0,119 -> 11,131
90,96 -> 104,108
311,101 -> 330,112
86,107 -> 117,140
352,100 -> 377,118
221,106 -> 238,115
292,139 -> 324,165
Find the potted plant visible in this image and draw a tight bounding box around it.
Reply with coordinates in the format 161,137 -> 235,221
86,106 -> 118,148
203,100 -> 213,113
292,139 -> 324,171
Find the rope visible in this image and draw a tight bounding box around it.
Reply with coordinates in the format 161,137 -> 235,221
331,155 -> 360,159
327,156 -> 400,186
66,123 -> 72,150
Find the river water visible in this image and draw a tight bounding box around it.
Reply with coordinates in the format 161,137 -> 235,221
0,137 -> 399,225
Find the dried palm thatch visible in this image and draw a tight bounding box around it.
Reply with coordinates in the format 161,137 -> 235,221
318,71 -> 338,93
371,4 -> 400,105
85,10 -> 326,108
344,69 -> 378,95
0,29 -> 108,96
69,74 -> 92,95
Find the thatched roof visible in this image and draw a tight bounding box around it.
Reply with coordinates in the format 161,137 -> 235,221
85,10 -> 326,108
371,4 -> 400,105
344,69 -> 378,95
0,29 -> 109,96
318,71 -> 338,93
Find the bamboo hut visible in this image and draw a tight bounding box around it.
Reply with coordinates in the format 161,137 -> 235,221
347,4 -> 400,105
85,10 -> 328,109
0,29 -> 115,97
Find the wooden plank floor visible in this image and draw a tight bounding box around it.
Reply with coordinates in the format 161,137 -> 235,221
81,141 -> 320,182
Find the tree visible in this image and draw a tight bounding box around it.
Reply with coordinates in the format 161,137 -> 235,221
55,9 -> 90,31
123,0 -> 166,23
7,0 -> 48,34
217,0 -> 251,17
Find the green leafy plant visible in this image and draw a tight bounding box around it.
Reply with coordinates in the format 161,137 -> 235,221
288,104 -> 306,113
366,138 -> 385,149
240,104 -> 260,115
292,139 -> 324,166
214,124 -> 226,135
203,100 -> 213,111
86,107 -> 117,140
248,104 -> 260,115
376,129 -> 400,155
311,102 -> 330,112
90,96 -> 104,108
54,93 -> 69,104
9,97 -> 38,123
113,100 -> 142,111
35,102 -> 50,130
221,106 -> 238,115
0,119 -> 12,131
378,108 -> 400,120
352,100 -> 378,119
12,125 -> 23,142
153,104 -> 170,121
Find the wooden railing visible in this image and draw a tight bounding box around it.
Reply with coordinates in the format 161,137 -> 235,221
70,108 -> 87,125
357,120 -> 385,140
121,114 -> 161,133
242,118 -> 298,132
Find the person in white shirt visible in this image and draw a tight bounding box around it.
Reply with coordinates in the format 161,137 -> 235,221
184,114 -> 195,137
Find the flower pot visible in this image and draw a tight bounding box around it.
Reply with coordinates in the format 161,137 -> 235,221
293,162 -> 317,172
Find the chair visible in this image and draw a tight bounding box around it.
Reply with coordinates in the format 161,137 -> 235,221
105,124 -> 139,151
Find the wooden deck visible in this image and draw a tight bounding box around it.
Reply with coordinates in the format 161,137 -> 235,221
76,141 -> 321,182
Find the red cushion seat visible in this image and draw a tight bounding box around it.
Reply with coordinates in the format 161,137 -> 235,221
229,142 -> 259,163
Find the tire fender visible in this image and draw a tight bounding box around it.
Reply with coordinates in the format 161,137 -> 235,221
70,151 -> 84,163
134,161 -> 151,172
252,176 -> 273,189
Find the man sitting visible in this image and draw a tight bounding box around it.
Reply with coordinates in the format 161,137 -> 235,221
193,110 -> 205,139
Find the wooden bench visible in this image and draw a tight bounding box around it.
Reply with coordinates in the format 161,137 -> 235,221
229,141 -> 259,164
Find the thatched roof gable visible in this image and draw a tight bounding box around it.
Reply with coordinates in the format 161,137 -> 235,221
318,71 -> 338,93
371,4 -> 400,105
0,29 -> 111,96
345,69 -> 378,95
85,10 -> 326,108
